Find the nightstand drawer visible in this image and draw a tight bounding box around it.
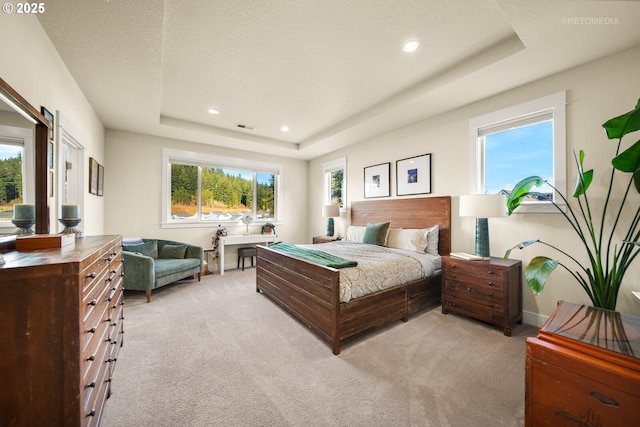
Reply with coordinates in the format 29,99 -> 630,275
444,280 -> 503,307
443,298 -> 505,325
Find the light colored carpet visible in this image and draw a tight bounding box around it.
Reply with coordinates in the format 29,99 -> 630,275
100,269 -> 536,427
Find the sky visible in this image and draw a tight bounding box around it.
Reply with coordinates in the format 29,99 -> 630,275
0,145 -> 21,160
484,120 -> 553,194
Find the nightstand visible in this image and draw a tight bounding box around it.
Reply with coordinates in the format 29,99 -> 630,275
442,256 -> 522,336
312,236 -> 341,244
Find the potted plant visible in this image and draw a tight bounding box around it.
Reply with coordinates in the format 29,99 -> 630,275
504,98 -> 640,310
261,222 -> 276,234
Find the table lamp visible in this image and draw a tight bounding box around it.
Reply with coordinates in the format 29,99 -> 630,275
323,204 -> 340,236
459,194 -> 507,259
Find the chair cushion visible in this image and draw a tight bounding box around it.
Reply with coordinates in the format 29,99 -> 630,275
154,258 -> 200,279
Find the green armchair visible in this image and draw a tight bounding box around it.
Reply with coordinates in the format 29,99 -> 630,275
122,239 -> 204,302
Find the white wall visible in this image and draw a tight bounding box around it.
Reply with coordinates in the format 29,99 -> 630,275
309,45 -> 640,320
103,129 -> 308,272
0,14 -> 105,234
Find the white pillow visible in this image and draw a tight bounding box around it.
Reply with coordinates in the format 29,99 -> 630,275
386,228 -> 428,253
425,225 -> 439,255
344,225 -> 366,242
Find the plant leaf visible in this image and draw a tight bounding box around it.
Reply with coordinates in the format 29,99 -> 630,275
506,176 -> 545,215
573,149 -> 593,197
602,98 -> 640,140
612,138 -> 640,173
503,239 -> 539,260
525,256 -> 559,295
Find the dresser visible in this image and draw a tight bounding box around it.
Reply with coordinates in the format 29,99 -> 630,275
441,256 -> 522,336
526,300 -> 640,426
0,235 -> 124,427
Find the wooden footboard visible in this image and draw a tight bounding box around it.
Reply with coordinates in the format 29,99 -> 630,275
256,245 -> 341,352
256,245 -> 441,355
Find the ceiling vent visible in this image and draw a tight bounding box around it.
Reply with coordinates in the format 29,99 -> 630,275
236,123 -> 255,130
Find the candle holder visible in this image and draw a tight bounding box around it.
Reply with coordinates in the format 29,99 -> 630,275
12,218 -> 35,235
59,218 -> 82,236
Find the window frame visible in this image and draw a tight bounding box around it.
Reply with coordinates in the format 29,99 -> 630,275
0,125 -> 34,234
161,148 -> 282,228
322,157 -> 346,214
468,91 -> 567,213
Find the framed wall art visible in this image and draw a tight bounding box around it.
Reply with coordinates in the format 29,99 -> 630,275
97,163 -> 104,196
89,157 -> 99,195
364,162 -> 390,198
396,153 -> 431,196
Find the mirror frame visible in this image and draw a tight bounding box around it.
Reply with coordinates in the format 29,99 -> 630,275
0,77 -> 51,235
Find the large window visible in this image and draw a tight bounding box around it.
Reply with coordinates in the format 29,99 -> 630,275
323,157 -> 346,211
469,91 -> 566,213
0,125 -> 33,229
162,149 -> 281,226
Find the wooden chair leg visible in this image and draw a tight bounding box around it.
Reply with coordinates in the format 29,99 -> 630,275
197,272 -> 201,281
145,289 -> 151,303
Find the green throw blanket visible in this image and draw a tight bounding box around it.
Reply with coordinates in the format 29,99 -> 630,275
269,242 -> 357,269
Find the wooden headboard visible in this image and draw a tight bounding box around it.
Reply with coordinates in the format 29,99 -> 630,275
350,196 -> 451,256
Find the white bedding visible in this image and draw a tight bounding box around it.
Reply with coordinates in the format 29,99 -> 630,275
297,241 -> 441,303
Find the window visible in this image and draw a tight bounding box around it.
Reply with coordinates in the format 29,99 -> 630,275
469,91 -> 566,213
323,157 -> 346,211
0,125 -> 33,230
162,149 -> 281,227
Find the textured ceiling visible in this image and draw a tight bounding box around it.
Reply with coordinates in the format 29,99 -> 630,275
36,0 -> 640,160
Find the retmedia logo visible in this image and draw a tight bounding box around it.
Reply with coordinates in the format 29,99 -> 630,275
562,16 -> 620,25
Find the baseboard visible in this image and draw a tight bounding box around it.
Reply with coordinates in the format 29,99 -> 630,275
523,310 -> 548,328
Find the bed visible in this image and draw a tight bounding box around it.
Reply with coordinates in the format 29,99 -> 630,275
256,196 -> 451,354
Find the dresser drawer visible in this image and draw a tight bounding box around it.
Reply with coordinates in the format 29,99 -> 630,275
528,350 -> 640,426
443,262 -> 507,288
444,280 -> 503,308
443,297 -> 505,325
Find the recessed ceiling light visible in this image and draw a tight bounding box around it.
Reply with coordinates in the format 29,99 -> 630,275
208,108 -> 219,115
281,125 -> 289,132
403,40 -> 420,53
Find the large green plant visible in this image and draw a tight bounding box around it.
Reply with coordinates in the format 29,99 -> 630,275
504,99 -> 640,310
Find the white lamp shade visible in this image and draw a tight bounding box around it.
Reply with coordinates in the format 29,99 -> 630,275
323,204 -> 340,218
459,194 -> 507,218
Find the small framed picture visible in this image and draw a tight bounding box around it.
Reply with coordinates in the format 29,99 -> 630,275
97,164 -> 104,196
89,157 -> 99,195
364,162 -> 390,198
396,153 -> 432,196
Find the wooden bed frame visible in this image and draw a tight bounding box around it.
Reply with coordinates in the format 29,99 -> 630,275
256,196 -> 451,355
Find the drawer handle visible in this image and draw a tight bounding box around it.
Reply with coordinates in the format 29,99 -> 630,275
450,283 -> 457,288
87,381 -> 96,388
88,299 -> 97,306
489,292 -> 493,296
87,410 -> 96,417
466,286 -> 475,293
86,355 -> 95,361
87,272 -> 97,279
590,391 -> 619,407
87,327 -> 96,333
488,270 -> 494,275
488,281 -> 494,286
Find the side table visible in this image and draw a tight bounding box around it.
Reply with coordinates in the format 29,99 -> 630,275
442,255 -> 522,336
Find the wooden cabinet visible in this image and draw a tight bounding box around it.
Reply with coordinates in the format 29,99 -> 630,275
312,235 -> 341,244
442,256 -> 522,336
526,300 -> 640,426
0,235 -> 124,427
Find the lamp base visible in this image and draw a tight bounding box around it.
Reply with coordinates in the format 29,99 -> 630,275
475,217 -> 491,259
325,218 -> 335,236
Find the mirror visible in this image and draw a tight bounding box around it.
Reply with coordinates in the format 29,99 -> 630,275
0,77 -> 51,237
